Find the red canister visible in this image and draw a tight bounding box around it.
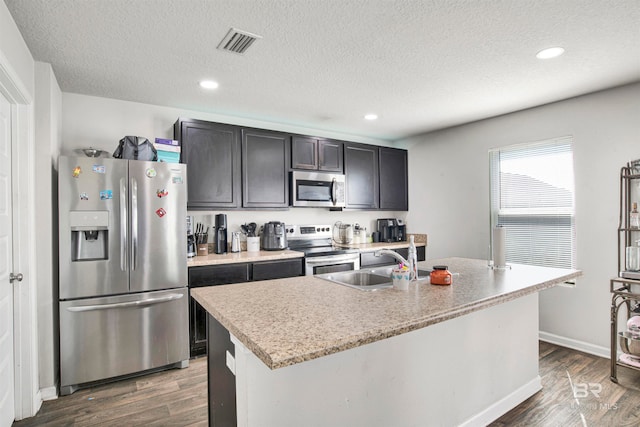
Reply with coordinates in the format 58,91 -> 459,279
430,265 -> 452,286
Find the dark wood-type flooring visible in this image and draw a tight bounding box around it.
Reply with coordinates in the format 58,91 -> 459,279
13,342 -> 640,426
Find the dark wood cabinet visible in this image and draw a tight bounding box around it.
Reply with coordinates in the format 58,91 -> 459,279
242,128 -> 290,208
344,142 -> 379,209
319,139 -> 343,172
175,117 -> 408,211
188,263 -> 250,357
379,147 -> 409,211
291,136 -> 317,170
252,258 -> 304,281
188,258 -> 303,357
174,118 -> 241,209
291,136 -> 343,172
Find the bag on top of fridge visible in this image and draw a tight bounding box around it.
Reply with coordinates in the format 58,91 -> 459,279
113,136 -> 158,161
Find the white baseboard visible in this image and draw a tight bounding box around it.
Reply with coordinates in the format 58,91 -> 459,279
40,385 -> 58,401
539,331 -> 610,359
459,376 -> 542,427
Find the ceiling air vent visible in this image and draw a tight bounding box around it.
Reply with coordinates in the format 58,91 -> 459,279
217,28 -> 262,55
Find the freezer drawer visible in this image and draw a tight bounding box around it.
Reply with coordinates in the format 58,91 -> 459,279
60,288 -> 189,394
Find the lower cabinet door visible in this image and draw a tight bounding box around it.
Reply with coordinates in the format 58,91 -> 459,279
252,258 -> 303,281
190,294 -> 208,357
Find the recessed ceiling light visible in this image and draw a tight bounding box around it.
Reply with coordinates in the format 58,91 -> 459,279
199,80 -> 219,89
536,47 -> 565,59
364,114 -> 378,121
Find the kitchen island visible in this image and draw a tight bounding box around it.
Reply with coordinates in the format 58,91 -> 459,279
191,257 -> 580,427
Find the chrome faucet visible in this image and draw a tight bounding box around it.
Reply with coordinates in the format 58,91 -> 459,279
374,249 -> 416,281
374,249 -> 409,267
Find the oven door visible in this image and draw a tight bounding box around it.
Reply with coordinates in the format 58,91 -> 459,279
305,253 -> 360,275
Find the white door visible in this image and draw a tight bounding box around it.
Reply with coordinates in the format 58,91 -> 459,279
0,91 -> 15,426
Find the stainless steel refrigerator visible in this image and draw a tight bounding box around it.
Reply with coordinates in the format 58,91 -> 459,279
58,155 -> 189,395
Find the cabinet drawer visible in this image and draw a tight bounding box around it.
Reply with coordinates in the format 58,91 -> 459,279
188,264 -> 250,287
252,258 -> 304,281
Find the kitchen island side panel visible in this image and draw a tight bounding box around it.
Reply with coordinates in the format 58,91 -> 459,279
230,293 -> 540,427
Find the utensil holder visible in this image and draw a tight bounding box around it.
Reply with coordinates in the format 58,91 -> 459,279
247,236 -> 260,252
197,243 -> 209,256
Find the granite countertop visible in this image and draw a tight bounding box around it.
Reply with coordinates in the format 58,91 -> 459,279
191,257 -> 581,370
187,249 -> 304,267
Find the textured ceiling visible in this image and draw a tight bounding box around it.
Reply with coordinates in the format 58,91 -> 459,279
5,0 -> 640,141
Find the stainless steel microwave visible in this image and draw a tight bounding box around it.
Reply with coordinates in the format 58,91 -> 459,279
291,171 -> 346,208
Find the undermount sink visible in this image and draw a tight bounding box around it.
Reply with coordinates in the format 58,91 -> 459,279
316,267 -> 432,291
317,271 -> 393,290
366,267 -> 432,279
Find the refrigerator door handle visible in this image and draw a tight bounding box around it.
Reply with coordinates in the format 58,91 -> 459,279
65,293 -> 184,312
120,177 -> 128,271
131,177 -> 138,271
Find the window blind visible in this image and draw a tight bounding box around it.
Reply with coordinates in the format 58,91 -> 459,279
489,136 -> 576,269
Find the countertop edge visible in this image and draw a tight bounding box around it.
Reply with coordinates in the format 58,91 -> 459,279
193,266 -> 582,370
263,269 -> 582,369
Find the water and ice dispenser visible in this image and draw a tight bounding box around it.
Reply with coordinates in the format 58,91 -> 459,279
70,211 -> 109,261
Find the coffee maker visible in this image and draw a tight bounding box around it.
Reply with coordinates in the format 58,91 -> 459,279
215,214 -> 228,254
377,218 -> 406,242
187,216 -> 196,258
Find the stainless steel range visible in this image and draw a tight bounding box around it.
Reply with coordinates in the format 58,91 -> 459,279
286,224 -> 360,275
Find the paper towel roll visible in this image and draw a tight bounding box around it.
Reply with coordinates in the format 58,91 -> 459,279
492,226 -> 506,268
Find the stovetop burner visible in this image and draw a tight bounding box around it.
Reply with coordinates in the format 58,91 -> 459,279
286,224 -> 359,257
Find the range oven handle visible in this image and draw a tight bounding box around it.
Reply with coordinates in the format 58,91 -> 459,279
66,293 -> 184,312
305,253 -> 360,265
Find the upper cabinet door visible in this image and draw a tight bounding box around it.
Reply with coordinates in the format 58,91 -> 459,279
291,136 -> 318,170
175,119 -> 241,209
242,128 -> 290,208
344,142 -> 379,209
291,137 -> 343,172
318,139 -> 343,172
379,147 -> 408,211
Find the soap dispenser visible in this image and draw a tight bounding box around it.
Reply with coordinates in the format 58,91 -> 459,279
408,235 -> 418,281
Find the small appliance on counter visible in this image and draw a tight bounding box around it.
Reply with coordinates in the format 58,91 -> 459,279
215,214 -> 228,254
260,221 -> 288,250
231,232 -> 240,253
377,218 -> 406,242
333,221 -> 354,245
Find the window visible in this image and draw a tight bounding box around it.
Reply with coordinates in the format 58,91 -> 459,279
489,136 -> 576,269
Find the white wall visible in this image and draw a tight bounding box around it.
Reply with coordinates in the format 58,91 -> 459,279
402,82 -> 640,355
61,93 -> 410,235
34,62 -> 62,399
